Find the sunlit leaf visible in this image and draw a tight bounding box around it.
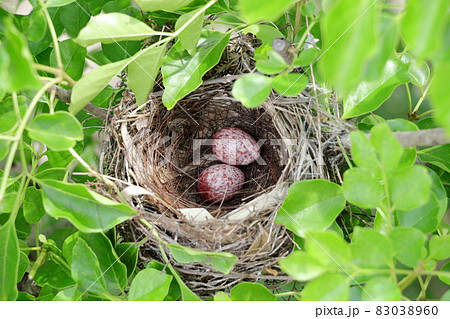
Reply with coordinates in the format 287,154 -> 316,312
39,179 -> 137,233
319,0 -> 379,95
238,0 -> 296,24
128,44 -> 166,106
275,180 -> 346,237
342,168 -> 384,209
162,31 -> 230,109
175,8 -> 204,55
361,276 -> 401,301
128,269 -> 172,301
302,273 -> 349,301
389,227 -> 426,268
166,243 -> 238,274
75,13 -> 160,46
27,111 -> 83,151
0,218 -> 19,301
350,227 -> 393,269
401,0 -> 448,60
232,73 -> 272,108
242,24 -> 283,44
343,60 -> 409,118
135,0 -> 194,12
230,282 -> 276,301
50,39 -> 87,81
272,73 -> 308,97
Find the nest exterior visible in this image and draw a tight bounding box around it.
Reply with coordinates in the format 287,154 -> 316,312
100,35 -> 352,297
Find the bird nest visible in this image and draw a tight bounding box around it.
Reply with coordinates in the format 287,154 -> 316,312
99,36 -> 352,298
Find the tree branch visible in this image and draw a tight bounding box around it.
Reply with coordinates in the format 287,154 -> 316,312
47,85 -> 107,121
342,128 -> 450,149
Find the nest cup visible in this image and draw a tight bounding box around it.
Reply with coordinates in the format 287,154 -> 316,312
101,36 -> 351,297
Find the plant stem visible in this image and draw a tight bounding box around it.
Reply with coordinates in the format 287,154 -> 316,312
39,0 -> 63,72
412,82 -> 431,113
294,0 -> 303,38
0,80 -> 59,202
294,19 -> 317,50
34,63 -> 76,86
405,83 -> 412,115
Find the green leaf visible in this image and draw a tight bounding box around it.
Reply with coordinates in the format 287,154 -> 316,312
34,260 -> 75,289
302,273 -> 349,301
271,73 -> 308,97
166,243 -> 238,274
75,13 -> 159,46
0,218 -> 19,300
401,0 -> 448,60
389,165 -> 431,211
293,49 -> 318,67
175,8 -> 204,55
342,168 -> 385,209
17,252 -> 29,283
2,18 -> 41,91
279,251 -> 327,281
361,276 -> 401,301
385,119 -> 418,168
53,286 -> 82,301
71,238 -> 109,295
305,231 -> 352,268
438,262 -> 450,285
39,179 -> 137,233
404,56 -> 430,88
115,243 -> 139,277
370,123 -> 404,174
350,227 -> 393,269
349,131 -> 380,175
59,1 -> 90,38
0,141 -> 8,161
162,30 -> 230,109
389,227 -> 426,268
440,290 -> 450,301
0,171 -> 20,214
128,44 -> 166,106
242,24 -> 283,45
343,60 -> 409,118
238,0 -> 295,24
134,0 -> 194,12
319,0 -> 378,95
418,145 -> 450,174
25,6 -> 47,42
27,111 -> 83,151
102,41 -> 141,63
75,233 -> 127,294
0,96 -> 26,134
429,235 -> 450,260
255,50 -> 288,74
23,187 -> 45,224
29,7 -> 64,56
301,1 -> 316,17
37,284 -> 55,301
128,268 -> 172,301
230,282 -> 276,301
275,180 -> 346,237
396,193 -> 440,234
231,73 -> 272,108
427,168 -> 447,221
431,58 -> 450,134
70,57 -> 131,114
214,291 -> 231,301
50,39 -> 87,81
47,0 -> 75,7
363,13 -> 398,81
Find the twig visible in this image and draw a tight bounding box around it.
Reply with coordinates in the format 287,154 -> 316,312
46,85 -> 107,121
342,128 -> 450,149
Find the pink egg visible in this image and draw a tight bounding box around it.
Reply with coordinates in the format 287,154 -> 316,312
212,127 -> 260,165
197,164 -> 245,203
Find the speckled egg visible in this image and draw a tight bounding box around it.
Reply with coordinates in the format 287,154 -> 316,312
212,127 -> 260,165
197,164 -> 245,203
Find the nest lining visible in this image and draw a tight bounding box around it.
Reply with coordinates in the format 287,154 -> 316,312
100,35 -> 352,297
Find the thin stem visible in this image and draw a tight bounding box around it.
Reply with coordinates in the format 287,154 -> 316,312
0,79 -> 59,202
173,0 -> 217,38
412,82 -> 431,113
39,0 -> 63,71
294,0 -> 303,38
405,83 -> 412,115
33,64 -> 76,86
416,109 -> 433,119
294,19 -> 317,50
